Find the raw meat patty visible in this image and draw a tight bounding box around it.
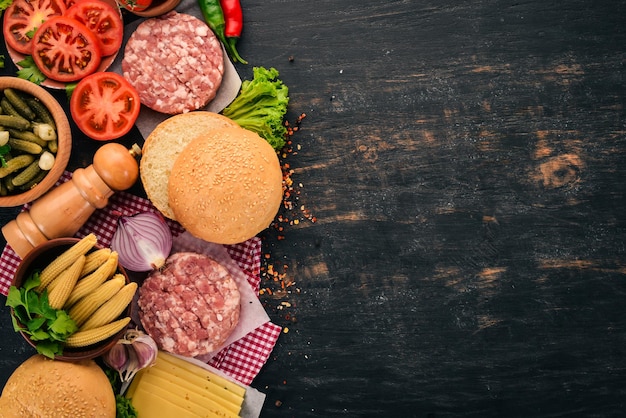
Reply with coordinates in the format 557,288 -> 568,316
122,11 -> 224,114
138,252 -> 241,357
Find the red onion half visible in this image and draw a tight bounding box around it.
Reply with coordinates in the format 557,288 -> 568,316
111,211 -> 173,272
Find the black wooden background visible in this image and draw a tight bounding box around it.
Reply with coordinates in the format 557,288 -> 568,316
2,1 -> 626,417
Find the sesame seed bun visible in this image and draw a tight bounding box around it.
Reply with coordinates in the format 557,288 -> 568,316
140,111 -> 239,219
0,354 -> 116,417
168,127 -> 283,244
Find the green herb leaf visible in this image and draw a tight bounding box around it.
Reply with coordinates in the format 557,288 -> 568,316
6,271 -> 77,358
0,0 -> 13,12
36,340 -> 62,359
48,310 -> 77,339
5,285 -> 24,310
27,316 -> 47,332
16,56 -> 46,85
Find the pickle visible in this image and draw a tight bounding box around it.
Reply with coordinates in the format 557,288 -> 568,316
4,89 -> 36,120
47,139 -> 58,153
0,114 -> 30,131
8,138 -> 43,155
0,97 -> 21,118
11,160 -> 41,187
18,168 -> 48,190
7,128 -> 47,147
25,97 -> 56,130
0,154 -> 35,178
3,176 -> 14,193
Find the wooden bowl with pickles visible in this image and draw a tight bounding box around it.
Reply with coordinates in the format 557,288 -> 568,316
0,77 -> 71,207
8,235 -> 134,361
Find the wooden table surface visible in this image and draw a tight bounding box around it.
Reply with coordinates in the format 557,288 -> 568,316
1,0 -> 626,416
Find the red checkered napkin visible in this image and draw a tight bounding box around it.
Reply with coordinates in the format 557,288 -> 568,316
0,173 -> 281,386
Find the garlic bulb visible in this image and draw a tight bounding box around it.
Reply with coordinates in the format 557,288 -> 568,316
103,328 -> 158,393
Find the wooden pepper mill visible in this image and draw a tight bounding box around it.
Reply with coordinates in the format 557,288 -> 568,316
2,143 -> 141,258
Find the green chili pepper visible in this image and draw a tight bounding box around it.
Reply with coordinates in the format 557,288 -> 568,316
198,0 -> 248,64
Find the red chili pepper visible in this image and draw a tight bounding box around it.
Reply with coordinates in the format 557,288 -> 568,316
220,0 -> 243,38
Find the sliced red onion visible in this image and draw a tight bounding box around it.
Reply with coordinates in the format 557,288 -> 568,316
110,211 -> 173,272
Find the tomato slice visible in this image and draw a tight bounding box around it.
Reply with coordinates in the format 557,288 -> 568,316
31,16 -> 102,83
117,0 -> 153,12
70,72 -> 141,141
65,0 -> 123,57
3,0 -> 67,55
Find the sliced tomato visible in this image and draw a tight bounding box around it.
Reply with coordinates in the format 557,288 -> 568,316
117,0 -> 153,12
70,72 -> 141,141
65,0 -> 123,57
31,16 -> 102,83
3,0 -> 67,55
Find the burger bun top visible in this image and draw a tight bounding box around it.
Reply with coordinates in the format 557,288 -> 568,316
168,126 -> 283,244
0,354 -> 116,418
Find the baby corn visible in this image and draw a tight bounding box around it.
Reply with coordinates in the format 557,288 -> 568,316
80,248 -> 112,277
65,317 -> 131,348
80,282 -> 137,331
64,251 -> 118,308
47,255 -> 85,310
68,274 -> 126,327
37,233 -> 97,291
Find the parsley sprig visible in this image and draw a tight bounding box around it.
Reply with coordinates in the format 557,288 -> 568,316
5,271 -> 78,358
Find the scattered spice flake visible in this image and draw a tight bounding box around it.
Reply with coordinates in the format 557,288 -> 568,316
259,113 -> 310,323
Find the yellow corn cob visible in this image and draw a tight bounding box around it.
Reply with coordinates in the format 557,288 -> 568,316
68,274 -> 126,327
45,272 -> 62,293
36,233 -> 97,291
80,248 -> 112,277
80,282 -> 137,331
65,317 -> 131,348
64,251 -> 118,308
47,255 -> 86,310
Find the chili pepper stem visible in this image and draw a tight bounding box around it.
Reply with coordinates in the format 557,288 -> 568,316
226,37 -> 248,64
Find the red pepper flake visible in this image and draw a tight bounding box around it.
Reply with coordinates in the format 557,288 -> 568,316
259,113 -> 311,327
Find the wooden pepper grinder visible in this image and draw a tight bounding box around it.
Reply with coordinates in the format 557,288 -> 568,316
2,143 -> 141,258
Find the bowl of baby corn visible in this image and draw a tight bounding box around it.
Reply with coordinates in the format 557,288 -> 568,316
8,233 -> 135,361
0,77 -> 71,207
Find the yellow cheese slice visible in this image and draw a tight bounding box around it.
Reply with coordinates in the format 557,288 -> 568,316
158,351 -> 246,398
131,385 -> 202,418
126,351 -> 246,418
144,364 -> 242,414
139,368 -> 241,418
137,378 -> 233,418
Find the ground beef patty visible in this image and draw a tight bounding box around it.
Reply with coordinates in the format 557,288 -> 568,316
138,252 -> 240,357
122,11 -> 224,114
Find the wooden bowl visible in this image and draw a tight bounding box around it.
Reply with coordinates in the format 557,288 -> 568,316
120,0 -> 181,17
0,77 -> 71,207
11,238 -> 131,361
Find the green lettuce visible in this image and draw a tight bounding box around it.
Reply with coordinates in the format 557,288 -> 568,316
222,66 -> 289,150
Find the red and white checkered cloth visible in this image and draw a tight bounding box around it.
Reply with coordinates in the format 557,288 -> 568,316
0,173 -> 281,386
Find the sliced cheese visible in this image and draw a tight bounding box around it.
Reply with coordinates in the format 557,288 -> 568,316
158,351 -> 246,398
144,363 -> 242,414
139,368 -> 241,418
126,351 -> 246,418
131,385 -> 202,418
138,378 -> 233,418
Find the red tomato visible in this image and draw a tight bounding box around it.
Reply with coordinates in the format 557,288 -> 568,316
31,16 -> 102,83
65,0 -> 123,57
117,0 -> 153,12
70,72 -> 141,141
2,0 -> 67,55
